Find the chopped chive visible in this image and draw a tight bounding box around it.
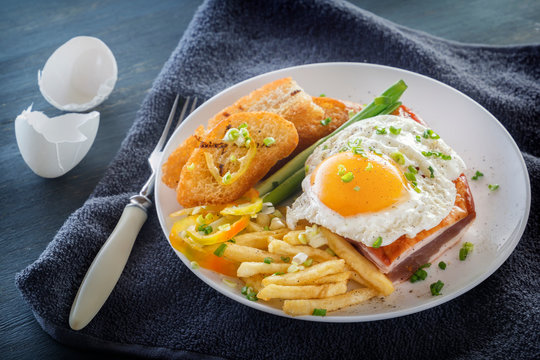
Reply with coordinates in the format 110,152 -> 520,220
312,308 -> 327,316
341,171 -> 354,183
273,272 -> 284,276
222,171 -> 232,184
430,280 -> 444,296
407,165 -> 418,174
263,137 -> 275,147
389,126 -> 401,135
428,166 -> 435,178
241,285 -> 249,295
410,263 -> 430,283
369,146 -> 382,155
471,170 -> 484,180
337,164 -> 347,176
372,236 -> 382,248
438,261 -> 446,270
319,93 -> 326,97
320,117 -> 332,126
415,135 -> 421,142
213,243 -> 227,257
375,126 -> 387,135
263,257 -> 273,264
459,242 -> 474,261
238,122 -> 248,129
423,129 -> 440,139
488,184 -> 500,191
391,152 -> 405,165
405,172 -> 416,181
281,256 -> 290,263
365,163 -> 373,171
441,154 -> 452,160
303,258 -> 313,267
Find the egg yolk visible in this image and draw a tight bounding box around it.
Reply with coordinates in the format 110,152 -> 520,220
310,151 -> 408,216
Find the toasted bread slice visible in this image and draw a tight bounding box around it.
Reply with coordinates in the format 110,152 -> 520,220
162,125 -> 205,188
176,112 -> 298,207
161,78 -> 325,188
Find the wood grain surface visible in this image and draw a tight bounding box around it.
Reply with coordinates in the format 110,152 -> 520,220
1,0 -> 538,358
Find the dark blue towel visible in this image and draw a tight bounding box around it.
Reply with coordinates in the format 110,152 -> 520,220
16,0 -> 540,358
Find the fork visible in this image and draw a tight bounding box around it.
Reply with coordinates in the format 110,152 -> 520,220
69,95 -> 198,331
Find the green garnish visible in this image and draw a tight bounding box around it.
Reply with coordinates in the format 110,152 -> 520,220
263,137 -> 275,147
186,163 -> 195,170
405,172 -> 416,182
430,280 -> 444,296
488,184 -> 500,191
438,261 -> 446,270
391,152 -> 405,165
369,146 -> 383,155
410,263 -> 431,283
375,126 -> 387,135
407,166 -> 418,174
303,258 -> 313,267
241,285 -> 249,295
354,186 -> 360,191
326,248 -> 337,256
337,164 -> 347,176
422,151 -> 452,160
459,242 -> 474,261
389,126 -> 401,135
428,166 -> 435,178
190,261 -> 200,269
197,224 -> 213,235
223,128 -> 240,142
273,272 -> 285,276
222,171 -> 232,184
312,308 -> 327,316
319,93 -> 326,97
341,171 -> 354,183
365,163 -> 373,171
238,122 -> 248,129
321,117 -> 332,126
264,257 -> 273,264
372,236 -> 382,248
471,170 -> 484,180
213,243 -> 227,257
415,135 -> 421,142
423,129 -> 440,139
242,285 -> 258,301
281,256 -> 290,263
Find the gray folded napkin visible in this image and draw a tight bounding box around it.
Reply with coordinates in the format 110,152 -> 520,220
16,0 -> 539,359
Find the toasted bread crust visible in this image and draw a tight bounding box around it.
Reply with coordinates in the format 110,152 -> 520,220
176,112 -> 298,207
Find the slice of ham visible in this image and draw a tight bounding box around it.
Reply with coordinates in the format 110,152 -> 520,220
355,174 -> 476,283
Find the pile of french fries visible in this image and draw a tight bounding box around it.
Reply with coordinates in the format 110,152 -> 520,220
207,224 -> 395,316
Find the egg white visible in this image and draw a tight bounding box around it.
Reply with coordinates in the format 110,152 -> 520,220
286,115 -> 467,247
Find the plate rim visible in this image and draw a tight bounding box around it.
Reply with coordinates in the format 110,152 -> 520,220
155,61 -> 531,323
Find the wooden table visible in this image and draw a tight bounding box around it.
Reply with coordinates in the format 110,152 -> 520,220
1,0 -> 538,358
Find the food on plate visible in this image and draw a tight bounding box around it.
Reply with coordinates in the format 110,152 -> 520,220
164,77 -> 476,316
176,111 -> 299,207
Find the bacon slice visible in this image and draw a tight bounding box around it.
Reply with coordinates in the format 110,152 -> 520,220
355,174 -> 476,283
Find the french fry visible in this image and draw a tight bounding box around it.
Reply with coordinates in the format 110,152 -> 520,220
257,281 -> 347,301
239,275 -> 265,292
312,271 -> 351,285
237,262 -> 290,277
234,229 -> 289,248
261,259 -> 345,286
282,288 -> 378,316
321,227 -> 394,296
347,269 -> 369,287
282,230 -> 304,245
208,243 -> 282,263
268,240 -> 335,262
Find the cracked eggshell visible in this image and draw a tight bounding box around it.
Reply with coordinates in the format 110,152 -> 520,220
15,105 -> 100,178
38,36 -> 117,112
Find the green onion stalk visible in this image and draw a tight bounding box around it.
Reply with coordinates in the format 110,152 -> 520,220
257,80 -> 408,204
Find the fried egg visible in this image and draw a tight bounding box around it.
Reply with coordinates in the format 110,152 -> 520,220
286,115 -> 466,247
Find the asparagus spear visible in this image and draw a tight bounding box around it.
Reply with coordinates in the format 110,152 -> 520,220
256,80 -> 408,200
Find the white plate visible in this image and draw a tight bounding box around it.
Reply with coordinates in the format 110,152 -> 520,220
155,62 -> 531,322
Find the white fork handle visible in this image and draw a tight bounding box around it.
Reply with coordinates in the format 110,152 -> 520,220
69,196 -> 150,330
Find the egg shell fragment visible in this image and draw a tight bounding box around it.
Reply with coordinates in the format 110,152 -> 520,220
38,36 -> 117,112
15,105 -> 99,178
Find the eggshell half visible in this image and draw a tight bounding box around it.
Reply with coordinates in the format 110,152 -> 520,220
38,36 -> 117,112
15,105 -> 100,178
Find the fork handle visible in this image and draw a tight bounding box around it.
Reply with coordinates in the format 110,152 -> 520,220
69,195 -> 151,331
